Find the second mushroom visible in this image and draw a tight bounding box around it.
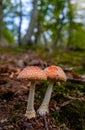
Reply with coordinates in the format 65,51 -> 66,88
37,65 -> 67,116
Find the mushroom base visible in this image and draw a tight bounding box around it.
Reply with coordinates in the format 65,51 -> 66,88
37,104 -> 49,116
25,110 -> 36,119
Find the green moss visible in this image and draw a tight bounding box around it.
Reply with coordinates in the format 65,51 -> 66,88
12,116 -> 20,123
59,101 -> 85,130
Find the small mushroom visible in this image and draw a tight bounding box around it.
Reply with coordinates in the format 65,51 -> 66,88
37,65 -> 67,116
17,66 -> 47,119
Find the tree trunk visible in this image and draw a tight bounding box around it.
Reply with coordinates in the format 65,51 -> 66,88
43,32 -> 52,53
18,0 -> 22,46
34,20 -> 41,45
67,27 -> 73,48
52,12 -> 65,49
21,0 -> 38,45
67,0 -> 73,48
0,0 -> 3,44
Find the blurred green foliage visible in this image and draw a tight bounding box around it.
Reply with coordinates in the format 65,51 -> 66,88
4,29 -> 15,43
0,0 -> 85,49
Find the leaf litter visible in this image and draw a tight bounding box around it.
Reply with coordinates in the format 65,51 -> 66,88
0,50 -> 85,130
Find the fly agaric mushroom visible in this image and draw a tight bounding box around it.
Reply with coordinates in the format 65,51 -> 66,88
17,66 -> 47,119
37,65 -> 67,116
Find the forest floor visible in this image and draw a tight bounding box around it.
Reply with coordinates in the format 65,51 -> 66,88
0,46 -> 85,130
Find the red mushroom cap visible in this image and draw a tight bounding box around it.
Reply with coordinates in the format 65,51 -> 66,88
44,65 -> 67,82
17,66 -> 47,81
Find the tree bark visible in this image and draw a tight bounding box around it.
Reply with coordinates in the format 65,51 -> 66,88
52,12 -> 65,49
0,0 -> 3,44
18,0 -> 23,46
67,0 -> 73,48
43,32 -> 52,53
21,0 -> 38,45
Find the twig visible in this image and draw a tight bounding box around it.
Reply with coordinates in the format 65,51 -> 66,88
60,100 -> 73,108
43,116 -> 49,130
59,123 -> 70,130
64,94 -> 85,102
54,95 -> 85,111
67,77 -> 85,85
64,67 -> 73,72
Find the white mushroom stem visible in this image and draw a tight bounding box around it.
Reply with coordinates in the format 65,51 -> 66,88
37,81 -> 53,116
25,82 -> 36,119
